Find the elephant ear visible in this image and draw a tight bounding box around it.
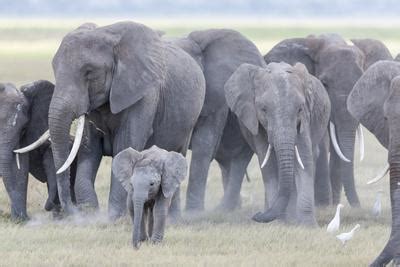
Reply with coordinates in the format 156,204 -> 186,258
224,63 -> 260,135
351,38 -> 393,70
347,61 -> 400,148
112,147 -> 143,192
110,22 -> 166,114
161,151 -> 187,199
294,63 -> 331,141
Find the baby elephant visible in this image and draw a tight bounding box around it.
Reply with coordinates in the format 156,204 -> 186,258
112,146 -> 187,248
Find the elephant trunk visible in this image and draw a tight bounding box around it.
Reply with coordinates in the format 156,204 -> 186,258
0,136 -> 28,220
254,130 -> 295,223
370,146 -> 400,266
333,125 -> 360,207
132,197 -> 145,249
48,94 -> 76,213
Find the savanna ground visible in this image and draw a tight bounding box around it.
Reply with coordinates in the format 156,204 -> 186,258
0,18 -> 400,266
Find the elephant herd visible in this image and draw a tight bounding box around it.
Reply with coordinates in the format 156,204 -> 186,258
1,20 -> 400,265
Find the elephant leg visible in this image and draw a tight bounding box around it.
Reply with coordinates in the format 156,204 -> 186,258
217,146 -> 253,211
295,144 -> 317,226
151,195 -> 169,244
329,149 -> 342,206
168,186 -> 181,221
127,192 -> 134,222
140,206 -> 148,242
74,145 -> 102,211
186,108 -> 229,212
42,149 -> 60,212
314,134 -> 331,206
218,160 -> 230,193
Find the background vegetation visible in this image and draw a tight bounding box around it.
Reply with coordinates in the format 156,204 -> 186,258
0,19 -> 399,266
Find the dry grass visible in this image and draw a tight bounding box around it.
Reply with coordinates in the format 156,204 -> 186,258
0,19 -> 397,266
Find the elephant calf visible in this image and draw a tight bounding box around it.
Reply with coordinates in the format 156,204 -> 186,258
113,146 -> 187,248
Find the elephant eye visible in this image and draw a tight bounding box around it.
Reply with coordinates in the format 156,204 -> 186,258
150,182 -> 154,186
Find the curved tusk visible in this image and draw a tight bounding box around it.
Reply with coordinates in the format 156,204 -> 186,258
295,146 -> 305,169
16,153 -> 20,170
357,125 -> 364,162
56,115 -> 85,174
261,145 -> 272,168
367,163 -> 390,185
329,122 -> 351,163
14,130 -> 50,153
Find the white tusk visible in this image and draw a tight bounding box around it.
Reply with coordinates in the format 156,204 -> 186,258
329,122 -> 351,163
295,146 -> 305,169
261,145 -> 272,168
16,153 -> 20,170
13,130 -> 50,153
357,125 -> 364,162
367,163 -> 390,185
56,115 -> 85,174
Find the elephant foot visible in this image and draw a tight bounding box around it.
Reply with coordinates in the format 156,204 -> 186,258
133,240 -> 141,250
78,203 -> 99,215
11,213 -> 29,223
150,237 -> 163,245
108,208 -> 127,222
252,210 -> 279,223
44,198 -> 56,211
216,196 -> 242,212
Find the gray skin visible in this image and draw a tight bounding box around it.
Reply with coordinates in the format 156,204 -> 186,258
0,81 -> 77,220
224,62 -> 330,225
170,29 -> 265,211
113,146 -> 186,248
395,54 -> 400,62
264,34 -> 365,207
351,38 -> 393,70
348,60 -> 400,266
48,21 -> 205,219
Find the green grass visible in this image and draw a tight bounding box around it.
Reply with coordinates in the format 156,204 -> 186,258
0,19 -> 397,266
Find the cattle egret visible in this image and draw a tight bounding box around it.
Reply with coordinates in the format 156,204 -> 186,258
336,224 -> 360,245
327,204 -> 344,233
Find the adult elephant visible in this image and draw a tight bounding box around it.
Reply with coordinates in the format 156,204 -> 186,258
347,60 -> 400,266
0,81 -> 76,220
170,29 -> 265,211
224,62 -> 330,225
264,34 -> 366,207
46,21 -> 205,218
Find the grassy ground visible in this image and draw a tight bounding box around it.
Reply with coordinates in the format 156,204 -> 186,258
0,19 -> 399,266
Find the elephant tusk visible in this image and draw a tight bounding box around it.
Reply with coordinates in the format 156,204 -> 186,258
357,125 -> 364,162
261,145 -> 272,168
16,153 -> 20,170
14,130 -> 50,153
367,163 -> 390,185
56,115 -> 85,174
295,145 -> 305,169
329,122 -> 351,163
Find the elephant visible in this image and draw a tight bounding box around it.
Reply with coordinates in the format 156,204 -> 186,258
43,21 -> 205,219
224,62 -> 330,225
170,29 -> 265,212
0,80 -> 76,220
395,54 -> 400,62
351,38 -> 393,70
347,60 -> 400,266
264,34 -> 367,207
113,146 -> 186,248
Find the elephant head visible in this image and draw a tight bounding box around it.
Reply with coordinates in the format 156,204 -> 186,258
48,21 -> 166,211
347,60 -> 400,266
264,35 -> 365,206
351,38 -> 393,70
113,146 -> 187,248
0,80 -> 55,219
224,62 -> 329,223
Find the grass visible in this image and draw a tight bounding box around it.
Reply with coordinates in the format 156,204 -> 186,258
0,18 -> 397,266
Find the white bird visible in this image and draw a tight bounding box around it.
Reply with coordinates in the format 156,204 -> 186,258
336,224 -> 360,245
327,203 -> 344,233
372,190 -> 384,218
